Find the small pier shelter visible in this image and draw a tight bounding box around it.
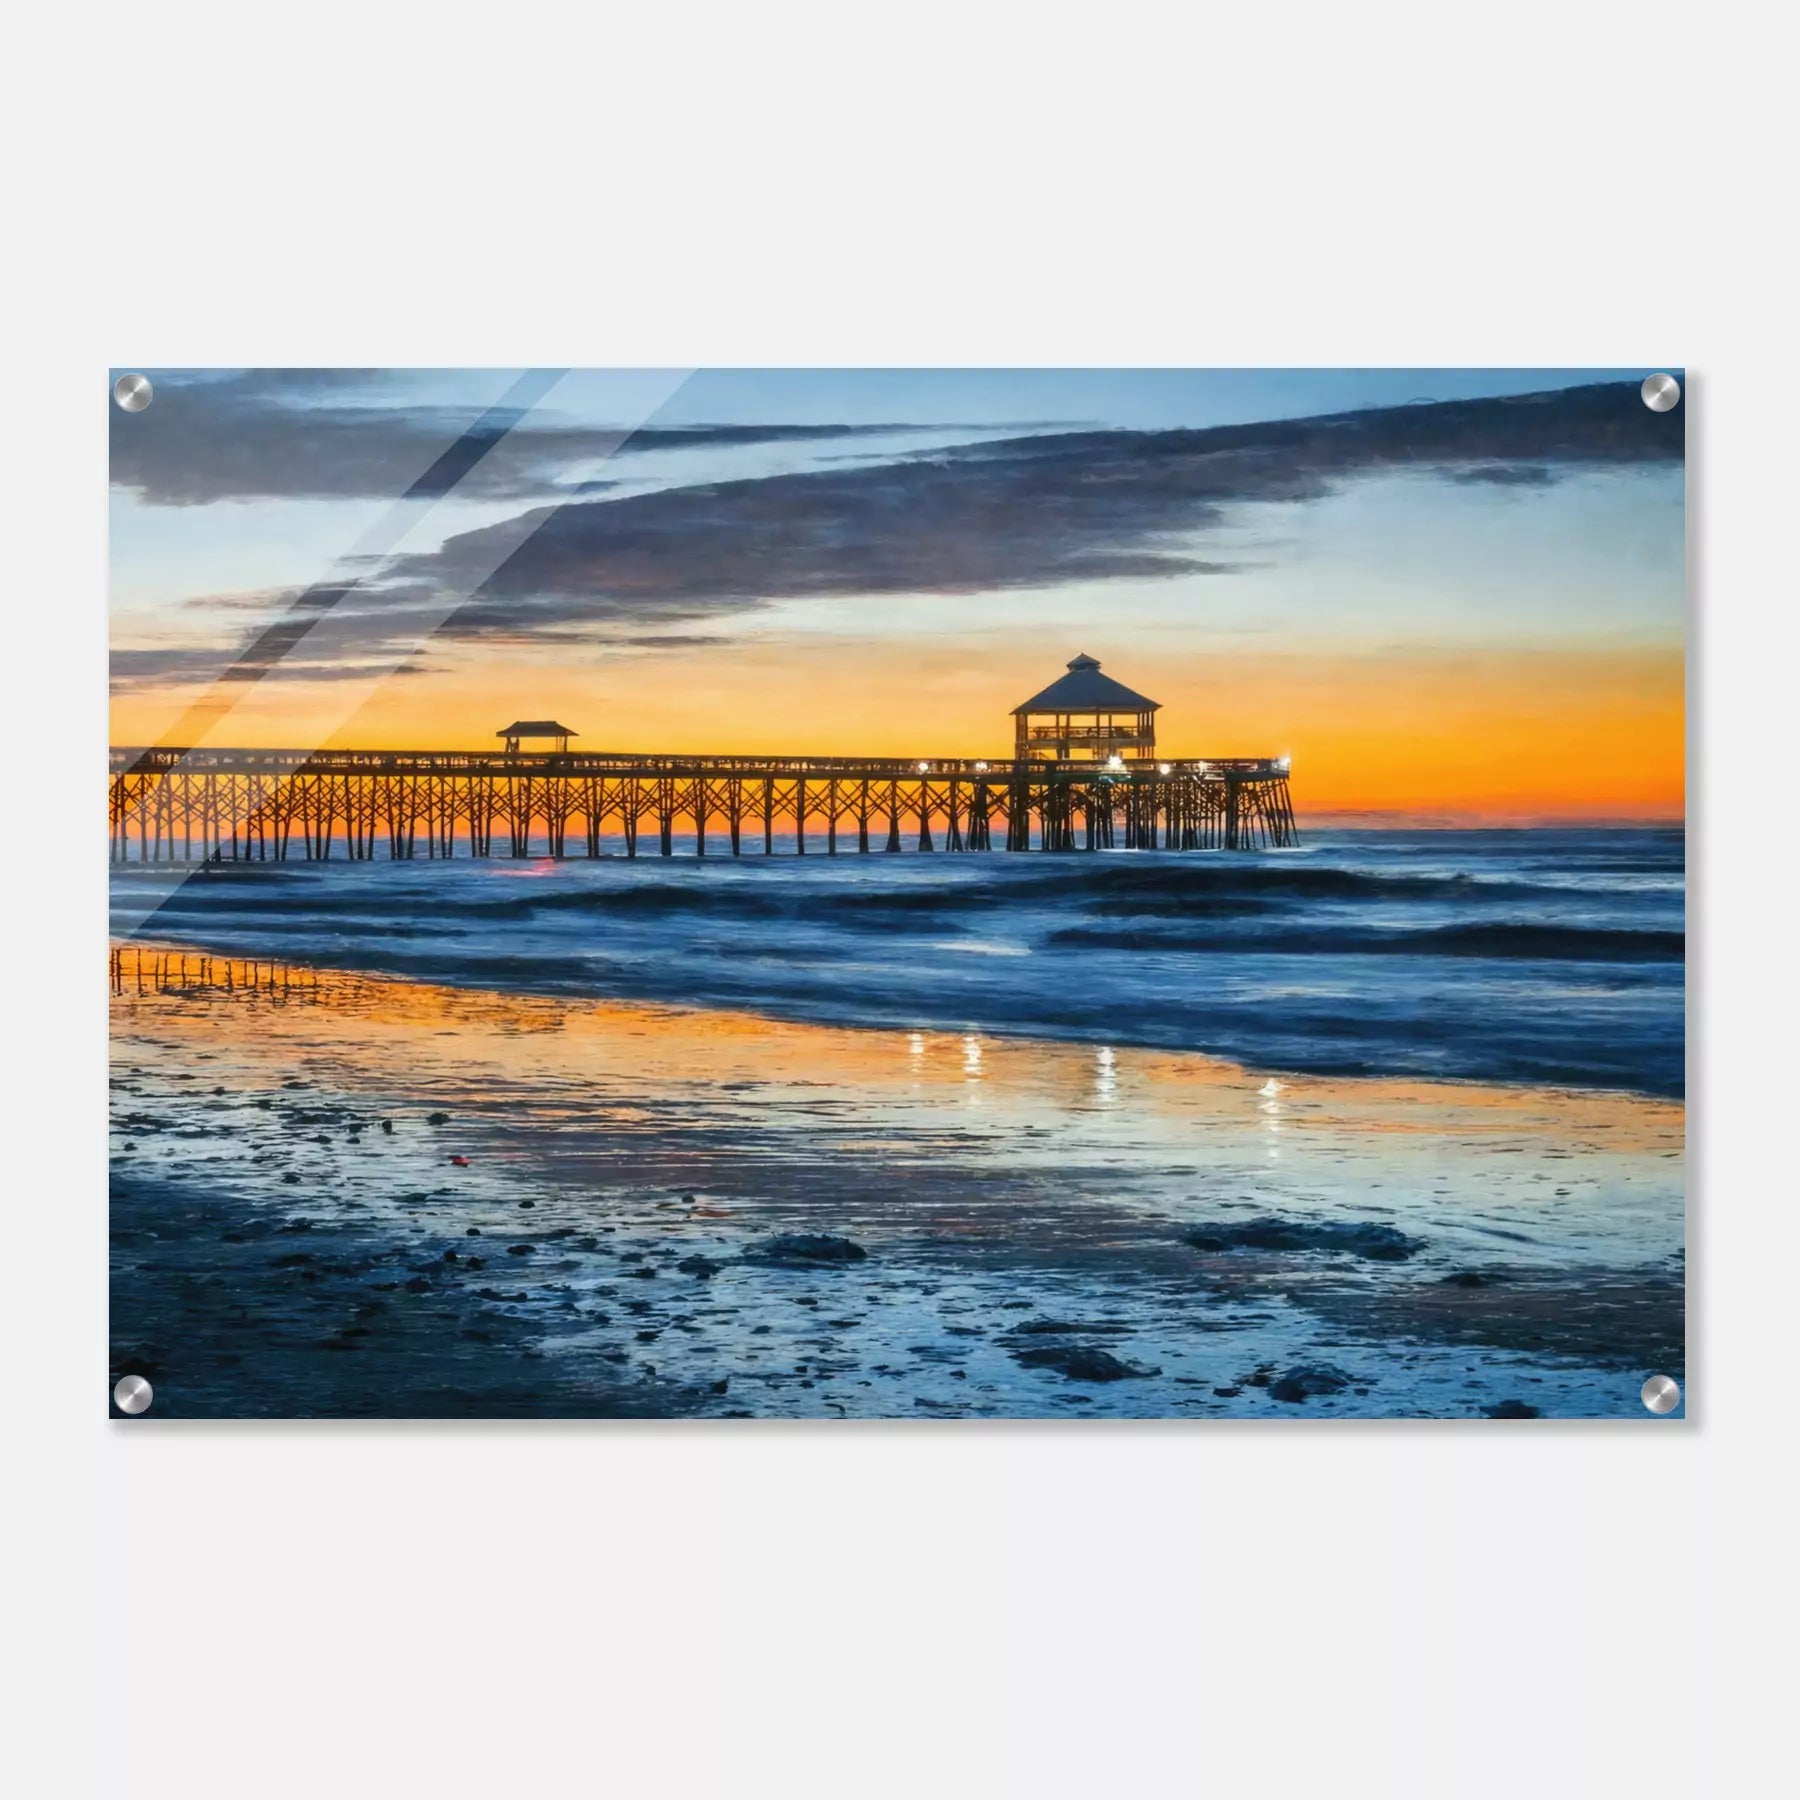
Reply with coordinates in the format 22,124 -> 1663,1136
497,720 -> 578,755
1012,655 -> 1159,764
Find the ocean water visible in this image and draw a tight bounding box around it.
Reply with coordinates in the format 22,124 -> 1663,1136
110,828 -> 1685,1099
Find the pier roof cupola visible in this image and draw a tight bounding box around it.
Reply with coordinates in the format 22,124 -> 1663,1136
1012,654 -> 1160,763
497,719 -> 578,755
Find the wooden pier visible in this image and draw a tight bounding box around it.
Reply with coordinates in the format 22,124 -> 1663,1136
107,746 -> 1299,862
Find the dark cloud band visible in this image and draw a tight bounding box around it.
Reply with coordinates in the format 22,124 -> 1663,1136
121,377 -> 1682,687
369,379 -> 1681,640
110,369 -> 930,505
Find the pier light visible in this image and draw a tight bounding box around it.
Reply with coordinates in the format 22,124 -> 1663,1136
1106,753 -> 1125,771
973,760 -> 989,773
1158,762 -> 1172,776
1276,754 -> 1291,772
917,760 -> 931,774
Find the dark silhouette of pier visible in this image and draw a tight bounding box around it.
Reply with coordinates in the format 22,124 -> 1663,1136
108,658 -> 1298,862
107,745 -> 1298,862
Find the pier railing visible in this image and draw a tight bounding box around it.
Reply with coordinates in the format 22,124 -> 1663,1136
111,746 -> 1288,780
1022,724 -> 1149,744
108,746 -> 1298,861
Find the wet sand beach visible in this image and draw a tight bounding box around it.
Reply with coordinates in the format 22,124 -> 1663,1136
109,945 -> 1684,1419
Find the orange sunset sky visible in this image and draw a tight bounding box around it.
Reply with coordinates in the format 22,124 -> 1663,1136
109,369 -> 1685,823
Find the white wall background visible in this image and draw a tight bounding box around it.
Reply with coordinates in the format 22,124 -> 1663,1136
8,5 -> 1793,1795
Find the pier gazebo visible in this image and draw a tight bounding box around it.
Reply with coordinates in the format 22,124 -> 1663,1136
497,719 -> 578,755
1012,654 -> 1159,764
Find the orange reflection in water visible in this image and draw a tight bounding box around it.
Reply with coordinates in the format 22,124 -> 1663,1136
110,942 -> 1682,1158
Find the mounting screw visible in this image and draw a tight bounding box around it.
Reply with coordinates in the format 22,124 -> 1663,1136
1640,1374 -> 1680,1414
1640,373 -> 1680,412
113,1374 -> 154,1415
113,373 -> 153,413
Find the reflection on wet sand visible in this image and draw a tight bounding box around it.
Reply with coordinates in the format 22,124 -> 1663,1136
110,945 -> 1684,1419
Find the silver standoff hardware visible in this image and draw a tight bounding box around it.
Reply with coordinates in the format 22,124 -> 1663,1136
113,1374 -> 154,1414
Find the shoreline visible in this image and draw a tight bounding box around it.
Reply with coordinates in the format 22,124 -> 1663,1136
110,943 -> 1684,1419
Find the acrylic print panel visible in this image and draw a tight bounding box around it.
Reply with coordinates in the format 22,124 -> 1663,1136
107,369 -> 1686,1420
